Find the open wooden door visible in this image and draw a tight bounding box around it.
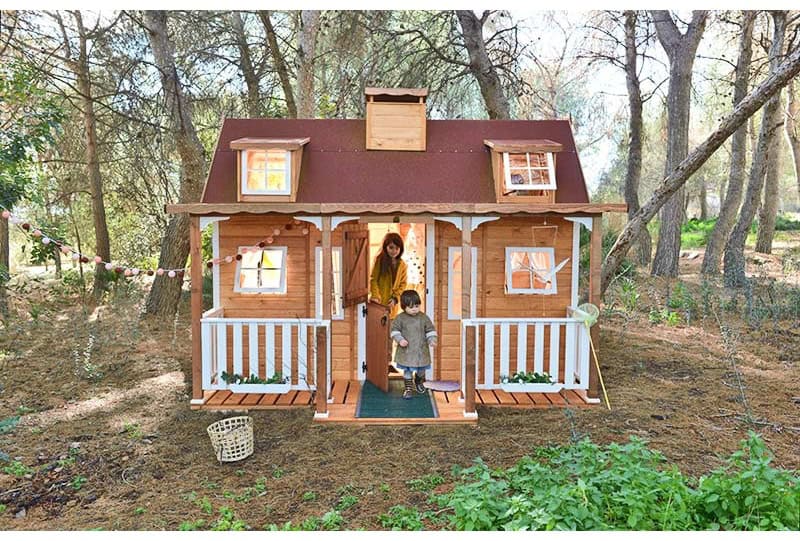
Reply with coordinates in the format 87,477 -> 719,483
343,227 -> 369,307
365,299 -> 390,392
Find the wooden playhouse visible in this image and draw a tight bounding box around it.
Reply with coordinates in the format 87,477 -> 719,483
168,88 -> 625,424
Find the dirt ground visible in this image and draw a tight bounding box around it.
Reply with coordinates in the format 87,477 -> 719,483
1,247 -> 799,530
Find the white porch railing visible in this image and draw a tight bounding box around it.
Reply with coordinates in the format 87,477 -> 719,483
461,312 -> 590,390
201,308 -> 331,394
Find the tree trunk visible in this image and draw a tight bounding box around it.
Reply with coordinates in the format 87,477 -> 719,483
623,10 -> 651,266
296,10 -> 320,119
785,79 -> 800,200
699,176 -> 708,220
701,11 -> 756,275
258,10 -> 297,118
650,10 -> 707,277
230,11 -> 261,118
143,10 -> 208,318
601,31 -> 800,295
755,107 -> 783,254
723,11 -> 785,287
456,10 -> 511,120
0,216 -> 8,317
71,12 -> 111,299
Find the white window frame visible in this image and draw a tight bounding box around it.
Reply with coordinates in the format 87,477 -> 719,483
505,246 -> 557,295
240,149 -> 291,196
447,246 -> 477,320
314,247 -> 344,320
233,246 -> 288,294
503,151 -> 556,191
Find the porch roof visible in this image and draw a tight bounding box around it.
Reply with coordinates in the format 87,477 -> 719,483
167,202 -> 627,216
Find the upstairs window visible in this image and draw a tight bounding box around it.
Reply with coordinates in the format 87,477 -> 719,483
234,246 -> 287,294
241,150 -> 291,195
503,152 -> 556,191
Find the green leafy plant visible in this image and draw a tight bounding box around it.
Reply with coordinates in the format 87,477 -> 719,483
0,504 -> 7,513
134,507 -> 146,516
0,416 -> 20,435
501,371 -> 554,384
620,278 -> 640,313
70,475 -> 87,490
406,474 -> 445,493
2,460 -> 34,477
378,505 -> 425,530
123,422 -> 143,440
302,491 -> 317,502
221,371 -> 287,385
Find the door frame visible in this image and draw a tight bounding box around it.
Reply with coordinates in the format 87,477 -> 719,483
357,220 -> 436,381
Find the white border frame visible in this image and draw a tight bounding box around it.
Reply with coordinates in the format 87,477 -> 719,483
240,149 -> 291,196
447,246 -> 477,320
505,246 -> 557,295
233,246 -> 288,294
314,247 -> 344,320
502,152 -> 556,191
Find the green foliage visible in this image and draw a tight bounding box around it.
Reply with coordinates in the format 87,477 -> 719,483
335,494 -> 359,511
0,416 -> 20,435
681,218 -> 717,248
619,277 -> 640,313
0,59 -> 64,209
123,422 -> 143,440
430,435 -> 798,531
302,491 -> 317,502
406,474 -> 446,493
692,432 -> 800,530
649,308 -> 681,326
0,504 -> 6,513
134,507 -> 147,516
70,475 -> 87,490
772,214 -> 800,231
220,371 -> 287,385
667,281 -> 697,322
3,460 -> 34,477
378,505 -> 425,530
501,371 -> 553,384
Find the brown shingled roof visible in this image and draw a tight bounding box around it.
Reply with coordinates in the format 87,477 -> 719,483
202,118 -> 589,206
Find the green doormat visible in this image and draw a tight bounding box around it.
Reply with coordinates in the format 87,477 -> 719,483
356,380 -> 438,419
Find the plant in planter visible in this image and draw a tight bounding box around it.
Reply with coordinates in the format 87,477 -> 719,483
221,371 -> 290,393
499,371 -> 563,393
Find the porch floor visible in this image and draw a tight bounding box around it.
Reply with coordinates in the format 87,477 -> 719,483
193,380 -> 596,423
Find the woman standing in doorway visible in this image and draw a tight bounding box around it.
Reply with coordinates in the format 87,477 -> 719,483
369,232 -> 407,319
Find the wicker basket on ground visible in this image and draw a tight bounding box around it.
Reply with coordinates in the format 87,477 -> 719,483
206,416 -> 254,463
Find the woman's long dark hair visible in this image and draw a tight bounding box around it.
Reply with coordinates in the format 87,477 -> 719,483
375,232 -> 404,279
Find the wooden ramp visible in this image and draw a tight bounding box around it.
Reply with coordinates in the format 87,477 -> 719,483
192,381 -> 596,422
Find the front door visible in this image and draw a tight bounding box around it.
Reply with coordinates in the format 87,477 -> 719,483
365,299 -> 390,392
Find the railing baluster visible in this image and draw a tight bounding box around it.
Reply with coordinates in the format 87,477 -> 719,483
483,323 -> 494,388
201,321 -> 212,390
216,322 -> 227,387
578,323 -> 590,389
516,323 -> 527,375
500,323 -> 510,380
232,323 -> 243,379
564,322 -> 576,386
534,323 -> 545,374
248,323 -> 258,378
298,323 -> 308,385
549,323 -> 561,383
265,323 -> 275,378
281,323 -> 292,383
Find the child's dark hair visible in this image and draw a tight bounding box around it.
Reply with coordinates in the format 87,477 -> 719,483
400,289 -> 421,309
375,232 -> 404,277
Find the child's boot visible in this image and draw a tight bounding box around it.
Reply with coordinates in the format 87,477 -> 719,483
415,373 -> 427,394
402,378 -> 413,399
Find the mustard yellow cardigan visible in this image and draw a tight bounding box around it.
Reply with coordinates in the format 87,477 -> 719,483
369,259 -> 407,318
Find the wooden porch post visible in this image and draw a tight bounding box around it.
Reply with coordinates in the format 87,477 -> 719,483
588,214 -> 602,399
189,215 -> 203,402
316,216 -> 332,415
462,216 -> 476,414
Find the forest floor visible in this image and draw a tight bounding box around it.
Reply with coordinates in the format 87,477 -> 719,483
0,241 -> 799,530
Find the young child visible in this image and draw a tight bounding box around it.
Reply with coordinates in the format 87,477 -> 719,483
369,232 -> 407,319
390,290 -> 438,399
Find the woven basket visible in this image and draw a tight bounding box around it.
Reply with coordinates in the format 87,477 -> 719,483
206,416 -> 253,463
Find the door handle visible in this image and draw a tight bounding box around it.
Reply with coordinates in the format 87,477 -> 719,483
380,315 -> 388,326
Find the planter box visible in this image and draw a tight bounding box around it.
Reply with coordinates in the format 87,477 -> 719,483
229,383 -> 291,394
500,382 -> 563,393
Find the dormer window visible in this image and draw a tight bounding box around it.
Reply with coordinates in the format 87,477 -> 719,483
242,149 -> 290,195
484,139 -> 563,204
503,152 -> 556,191
230,137 -> 309,202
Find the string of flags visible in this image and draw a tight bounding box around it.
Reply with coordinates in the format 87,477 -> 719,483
1,205 -> 310,279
